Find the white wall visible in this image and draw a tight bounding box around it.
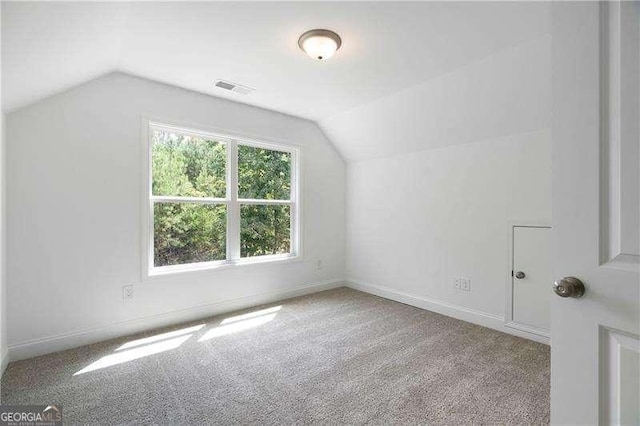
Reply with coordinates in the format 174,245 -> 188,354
341,35 -> 552,336
0,110 -> 5,374
0,113 -> 5,374
0,1 -> 7,375
347,130 -> 551,315
6,72 -> 345,358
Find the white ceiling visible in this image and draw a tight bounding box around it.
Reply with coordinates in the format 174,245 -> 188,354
3,1 -> 550,121
321,35 -> 551,161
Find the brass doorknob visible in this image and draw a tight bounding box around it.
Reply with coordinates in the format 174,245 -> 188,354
553,277 -> 585,298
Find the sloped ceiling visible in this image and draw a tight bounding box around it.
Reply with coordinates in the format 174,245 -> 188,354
2,2 -> 130,114
2,1 -> 550,161
321,35 -> 551,161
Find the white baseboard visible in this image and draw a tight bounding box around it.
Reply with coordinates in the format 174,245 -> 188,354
346,279 -> 549,345
8,279 -> 344,362
0,348 -> 8,378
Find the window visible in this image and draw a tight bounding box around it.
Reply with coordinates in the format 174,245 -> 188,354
145,123 -> 300,275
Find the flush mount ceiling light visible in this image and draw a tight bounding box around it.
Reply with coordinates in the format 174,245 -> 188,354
298,29 -> 342,61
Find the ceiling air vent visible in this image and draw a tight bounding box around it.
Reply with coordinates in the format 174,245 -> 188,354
214,79 -> 255,95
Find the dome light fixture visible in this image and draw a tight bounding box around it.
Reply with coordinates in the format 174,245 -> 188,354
298,29 -> 342,61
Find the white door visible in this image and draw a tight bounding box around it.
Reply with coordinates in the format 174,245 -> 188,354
513,226 -> 551,333
552,2 -> 640,425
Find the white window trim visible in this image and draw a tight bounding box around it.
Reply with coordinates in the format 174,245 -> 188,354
141,119 -> 302,280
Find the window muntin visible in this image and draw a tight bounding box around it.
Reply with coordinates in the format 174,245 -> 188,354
147,123 -> 299,275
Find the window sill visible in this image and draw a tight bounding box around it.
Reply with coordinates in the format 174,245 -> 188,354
146,254 -> 303,280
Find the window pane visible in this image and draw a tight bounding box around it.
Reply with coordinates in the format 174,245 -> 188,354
238,145 -> 291,200
154,202 -> 226,267
240,204 -> 291,258
152,129 -> 226,198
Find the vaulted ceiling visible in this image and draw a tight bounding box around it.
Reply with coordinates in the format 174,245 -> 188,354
2,1 -> 550,161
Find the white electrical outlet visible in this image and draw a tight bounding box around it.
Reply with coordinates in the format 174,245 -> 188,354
454,277 -> 471,291
123,285 -> 134,300
461,278 -> 471,292
316,259 -> 324,270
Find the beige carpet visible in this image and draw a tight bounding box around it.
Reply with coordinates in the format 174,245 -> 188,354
1,287 -> 550,424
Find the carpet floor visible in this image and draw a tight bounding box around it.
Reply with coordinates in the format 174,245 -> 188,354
1,287 -> 550,424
